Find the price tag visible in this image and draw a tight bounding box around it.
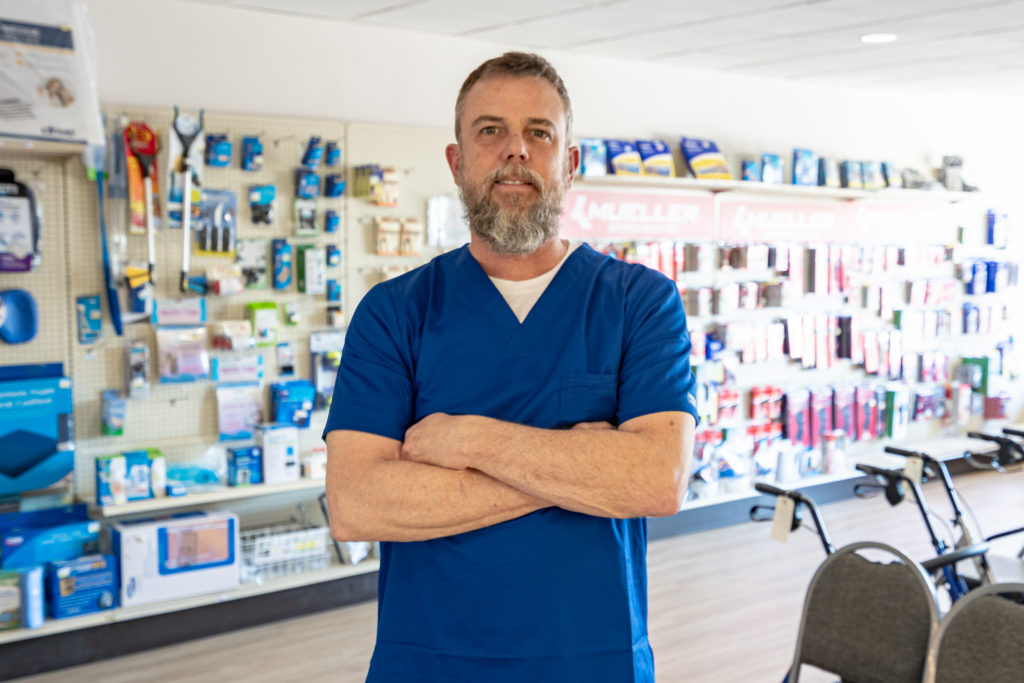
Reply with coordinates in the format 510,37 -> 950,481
904,455 -> 924,485
770,496 -> 796,543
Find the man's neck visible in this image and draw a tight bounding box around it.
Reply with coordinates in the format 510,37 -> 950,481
469,235 -> 569,281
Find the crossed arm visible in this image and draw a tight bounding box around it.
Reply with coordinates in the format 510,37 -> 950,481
325,410 -> 695,543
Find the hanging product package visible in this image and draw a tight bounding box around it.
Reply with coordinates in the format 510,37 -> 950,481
0,0 -> 104,146
0,169 -> 42,272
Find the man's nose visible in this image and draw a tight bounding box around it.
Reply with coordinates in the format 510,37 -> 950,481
503,133 -> 528,162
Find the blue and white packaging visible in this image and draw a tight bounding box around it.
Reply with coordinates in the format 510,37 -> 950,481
578,139 -> 607,177
0,505 -> 100,569
101,389 -> 126,436
603,139 -> 642,175
987,210 -> 1008,249
256,424 -> 300,485
792,149 -> 818,186
741,159 -> 760,181
112,512 -> 239,608
75,295 -> 102,344
0,566 -> 43,630
760,153 -> 783,184
227,446 -> 263,486
0,373 -> 74,497
635,139 -> 675,177
269,380 -> 316,428
46,554 -> 117,619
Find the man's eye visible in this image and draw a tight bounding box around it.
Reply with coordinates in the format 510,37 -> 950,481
481,126 -> 498,135
532,129 -> 552,140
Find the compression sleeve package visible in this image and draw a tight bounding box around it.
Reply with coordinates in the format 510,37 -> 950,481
635,139 -> 676,177
603,140 -> 642,175
680,137 -> 733,180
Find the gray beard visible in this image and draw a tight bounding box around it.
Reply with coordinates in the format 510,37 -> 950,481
459,163 -> 566,255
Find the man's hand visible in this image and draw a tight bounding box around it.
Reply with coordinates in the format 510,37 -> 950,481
402,413 -> 480,470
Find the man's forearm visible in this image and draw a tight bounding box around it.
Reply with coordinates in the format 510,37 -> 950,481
326,431 -> 548,542
403,411 -> 695,519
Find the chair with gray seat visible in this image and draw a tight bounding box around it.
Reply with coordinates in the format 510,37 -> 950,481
922,582 -> 1024,683
787,541 -> 941,683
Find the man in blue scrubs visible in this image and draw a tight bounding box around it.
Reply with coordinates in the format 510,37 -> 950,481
324,52 -> 698,682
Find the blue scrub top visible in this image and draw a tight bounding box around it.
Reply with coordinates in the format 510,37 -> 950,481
325,243 -> 697,683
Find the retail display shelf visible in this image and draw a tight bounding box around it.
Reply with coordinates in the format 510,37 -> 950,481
576,174 -> 975,202
0,559 -> 378,646
91,479 -> 326,518
0,135 -> 86,157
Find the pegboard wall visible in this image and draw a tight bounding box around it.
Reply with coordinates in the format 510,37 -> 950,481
0,109 -> 457,529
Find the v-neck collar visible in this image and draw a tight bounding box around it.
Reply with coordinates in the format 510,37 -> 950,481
455,243 -> 598,343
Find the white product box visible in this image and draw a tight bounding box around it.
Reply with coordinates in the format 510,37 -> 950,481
256,424 -> 300,485
112,512 -> 239,607
302,444 -> 328,481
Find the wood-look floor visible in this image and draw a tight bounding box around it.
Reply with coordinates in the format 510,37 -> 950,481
13,468 -> 1024,682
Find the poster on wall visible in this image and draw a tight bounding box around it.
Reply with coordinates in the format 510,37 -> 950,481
0,0 -> 103,146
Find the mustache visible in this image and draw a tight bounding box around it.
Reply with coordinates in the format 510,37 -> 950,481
484,163 -> 544,190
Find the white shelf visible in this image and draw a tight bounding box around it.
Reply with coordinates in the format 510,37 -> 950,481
92,479 -> 326,518
576,174 -> 976,203
0,559 -> 378,646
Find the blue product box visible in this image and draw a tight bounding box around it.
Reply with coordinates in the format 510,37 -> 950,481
302,136 -> 323,169
269,380 -> 316,429
101,389 -> 126,436
326,279 -> 341,302
792,149 -> 818,186
326,243 -> 341,266
324,174 -> 345,198
46,554 -> 118,619
295,169 -> 320,199
241,136 -> 264,172
75,295 -> 102,344
122,450 -> 155,502
579,138 -> 607,177
760,153 -> 783,184
325,141 -> 341,167
324,210 -> 340,233
0,373 -> 74,497
987,210 -> 1008,249
741,159 -> 760,181
205,134 -> 232,167
635,139 -> 675,177
272,239 -> 292,290
227,446 -> 263,486
1,504 -> 100,569
0,566 -> 42,630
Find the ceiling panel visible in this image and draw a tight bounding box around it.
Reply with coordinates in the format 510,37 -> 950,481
184,0 -> 1024,94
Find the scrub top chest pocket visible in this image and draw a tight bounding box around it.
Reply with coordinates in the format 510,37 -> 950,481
558,373 -> 619,427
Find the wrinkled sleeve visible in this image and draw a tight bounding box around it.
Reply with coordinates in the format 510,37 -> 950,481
617,271 -> 698,426
322,284 -> 414,442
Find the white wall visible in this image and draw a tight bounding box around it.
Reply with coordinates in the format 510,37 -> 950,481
85,0 -> 1024,206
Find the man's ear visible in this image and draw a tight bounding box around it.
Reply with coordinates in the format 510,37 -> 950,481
566,145 -> 581,187
445,143 -> 461,183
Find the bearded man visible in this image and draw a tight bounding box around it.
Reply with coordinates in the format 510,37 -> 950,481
323,51 -> 697,683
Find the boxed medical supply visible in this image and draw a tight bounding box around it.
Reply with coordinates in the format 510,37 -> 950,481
46,554 -> 118,619
227,446 -> 263,486
0,565 -> 43,630
256,424 -> 299,485
112,512 -> 239,608
269,380 -> 315,428
94,449 -> 163,506
0,504 -> 99,569
0,370 -> 75,497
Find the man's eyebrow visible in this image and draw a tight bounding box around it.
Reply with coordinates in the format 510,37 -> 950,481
470,115 -> 505,128
526,117 -> 556,129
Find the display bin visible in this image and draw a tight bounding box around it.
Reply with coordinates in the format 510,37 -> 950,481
240,524 -> 331,584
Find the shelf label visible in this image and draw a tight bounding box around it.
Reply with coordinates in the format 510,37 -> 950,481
851,202 -> 957,244
720,198 -> 958,244
560,187 -> 714,240
719,200 -> 847,243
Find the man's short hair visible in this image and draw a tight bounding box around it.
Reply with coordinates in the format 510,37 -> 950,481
454,51 -> 573,143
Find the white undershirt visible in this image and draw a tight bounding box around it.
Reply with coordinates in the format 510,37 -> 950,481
489,241 -> 581,323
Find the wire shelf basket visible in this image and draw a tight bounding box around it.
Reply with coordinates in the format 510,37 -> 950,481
240,523 -> 331,584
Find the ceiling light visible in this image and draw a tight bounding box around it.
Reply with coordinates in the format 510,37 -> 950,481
860,32 -> 898,44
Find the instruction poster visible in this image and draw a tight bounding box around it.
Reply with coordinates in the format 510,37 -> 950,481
0,3 -> 103,145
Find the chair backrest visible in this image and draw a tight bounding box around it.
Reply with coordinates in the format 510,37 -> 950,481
790,541 -> 940,683
922,581 -> 1024,683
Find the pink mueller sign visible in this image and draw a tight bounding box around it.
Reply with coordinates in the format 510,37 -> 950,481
560,187 -> 714,240
719,199 -> 957,244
